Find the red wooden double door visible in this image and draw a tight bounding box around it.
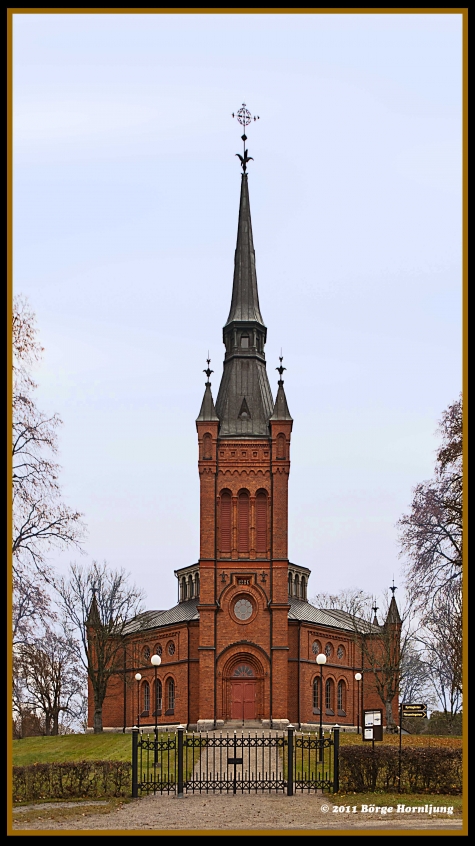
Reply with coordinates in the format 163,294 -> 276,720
230,680 -> 256,720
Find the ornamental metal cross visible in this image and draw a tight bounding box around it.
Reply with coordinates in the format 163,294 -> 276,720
232,103 -> 259,172
203,355 -> 213,385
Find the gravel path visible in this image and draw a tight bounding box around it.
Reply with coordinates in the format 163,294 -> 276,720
12,793 -> 463,832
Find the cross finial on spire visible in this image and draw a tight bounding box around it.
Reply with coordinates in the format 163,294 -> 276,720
203,354 -> 213,386
232,103 -> 259,172
276,354 -> 286,386
390,578 -> 398,596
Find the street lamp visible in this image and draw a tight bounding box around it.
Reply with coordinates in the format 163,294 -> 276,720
135,673 -> 142,728
151,654 -> 161,766
316,653 -> 327,761
355,673 -> 362,735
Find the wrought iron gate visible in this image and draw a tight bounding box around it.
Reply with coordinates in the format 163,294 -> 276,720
132,725 -> 339,797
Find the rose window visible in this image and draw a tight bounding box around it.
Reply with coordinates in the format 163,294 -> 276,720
234,598 -> 253,620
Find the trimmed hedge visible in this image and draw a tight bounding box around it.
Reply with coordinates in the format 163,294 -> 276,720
339,746 -> 462,794
13,760 -> 132,804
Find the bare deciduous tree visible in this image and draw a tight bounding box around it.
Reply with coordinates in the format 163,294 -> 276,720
56,561 -> 145,733
398,395 -> 462,609
12,295 -> 85,610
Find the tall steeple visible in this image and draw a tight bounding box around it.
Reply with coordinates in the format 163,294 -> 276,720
215,172 -> 274,437
225,173 -> 265,326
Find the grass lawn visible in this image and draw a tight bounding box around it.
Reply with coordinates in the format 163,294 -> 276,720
12,734 -> 132,766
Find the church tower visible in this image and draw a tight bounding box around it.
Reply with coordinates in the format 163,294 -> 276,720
195,121 -> 294,729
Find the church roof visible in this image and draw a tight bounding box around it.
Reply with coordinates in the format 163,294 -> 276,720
288,597 -> 381,634
122,599 -> 199,634
123,597 -> 381,635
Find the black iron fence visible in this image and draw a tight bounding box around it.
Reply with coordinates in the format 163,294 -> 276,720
132,725 -> 339,798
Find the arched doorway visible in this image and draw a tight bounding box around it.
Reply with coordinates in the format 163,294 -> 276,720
230,663 -> 257,720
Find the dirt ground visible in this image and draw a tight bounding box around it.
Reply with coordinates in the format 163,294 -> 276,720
11,793 -> 464,834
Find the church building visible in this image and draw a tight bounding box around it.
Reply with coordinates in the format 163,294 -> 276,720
89,134 -> 400,733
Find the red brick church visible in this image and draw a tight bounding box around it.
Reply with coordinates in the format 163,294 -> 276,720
89,149 -> 400,733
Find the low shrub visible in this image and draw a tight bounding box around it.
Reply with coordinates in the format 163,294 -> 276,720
339,746 -> 462,794
13,760 -> 132,804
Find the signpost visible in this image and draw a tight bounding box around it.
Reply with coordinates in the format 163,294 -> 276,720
398,703 -> 427,792
401,703 -> 427,719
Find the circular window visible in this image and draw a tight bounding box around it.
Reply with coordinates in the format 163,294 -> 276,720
234,598 -> 253,620
337,645 -> 345,660
142,646 -> 150,661
324,643 -> 333,658
154,644 -> 162,656
167,641 -> 175,656
312,641 -> 321,655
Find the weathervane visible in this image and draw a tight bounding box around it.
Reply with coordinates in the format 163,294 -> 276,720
203,354 -> 213,386
276,354 -> 286,386
390,578 -> 398,596
232,103 -> 259,172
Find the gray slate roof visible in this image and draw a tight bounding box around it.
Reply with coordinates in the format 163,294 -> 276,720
122,599 -> 199,634
288,598 -> 381,633
122,597 -> 380,635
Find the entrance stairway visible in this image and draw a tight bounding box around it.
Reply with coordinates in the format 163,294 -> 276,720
220,720 -> 270,731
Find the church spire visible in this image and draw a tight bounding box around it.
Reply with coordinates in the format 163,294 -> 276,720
225,172 -> 265,327
196,357 -> 218,422
215,111 -> 274,438
270,356 -> 293,421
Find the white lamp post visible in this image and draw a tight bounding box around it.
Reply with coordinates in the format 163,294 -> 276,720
355,673 -> 363,734
316,653 -> 327,759
151,654 -> 161,764
355,673 -> 362,735
135,673 -> 142,728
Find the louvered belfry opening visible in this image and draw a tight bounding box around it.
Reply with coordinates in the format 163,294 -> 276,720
238,490 -> 250,554
256,490 -> 267,555
220,491 -> 232,554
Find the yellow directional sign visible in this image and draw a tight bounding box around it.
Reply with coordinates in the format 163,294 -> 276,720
402,703 -> 427,718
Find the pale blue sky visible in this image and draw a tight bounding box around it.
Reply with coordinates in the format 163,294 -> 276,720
13,11 -> 463,612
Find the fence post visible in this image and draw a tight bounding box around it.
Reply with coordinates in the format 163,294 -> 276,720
333,727 -> 340,794
287,725 -> 294,797
177,725 -> 184,798
131,727 -> 139,798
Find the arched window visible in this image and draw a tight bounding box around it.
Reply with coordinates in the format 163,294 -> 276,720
188,574 -> 194,599
167,678 -> 175,711
301,577 -> 306,600
276,433 -> 286,459
256,491 -> 267,555
142,681 -> 150,714
154,679 -> 162,714
203,433 -> 212,459
313,677 -> 320,711
325,678 -> 334,712
238,491 -> 250,554
288,573 -> 293,596
294,574 -> 299,598
220,491 -> 232,554
337,680 -> 346,713
194,573 -> 200,598
181,577 -> 187,601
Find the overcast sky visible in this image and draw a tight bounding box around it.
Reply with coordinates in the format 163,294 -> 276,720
13,11 -> 463,615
